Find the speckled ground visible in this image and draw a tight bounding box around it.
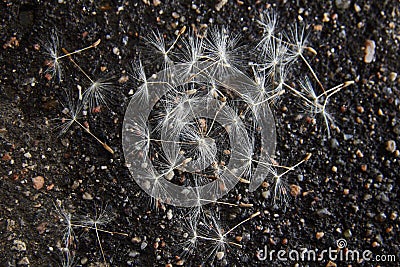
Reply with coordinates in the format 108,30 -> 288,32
0,1 -> 399,266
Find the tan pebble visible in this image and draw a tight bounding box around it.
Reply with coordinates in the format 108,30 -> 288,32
364,40 -> 376,63
118,75 -> 129,84
290,184 -> 301,197
132,236 -> 141,243
216,251 -> 224,260
215,0 -> 228,11
385,140 -> 396,153
82,192 -> 93,200
356,149 -> 364,158
172,12 -> 180,19
322,13 -> 330,22
378,109 -> 383,116
361,164 -> 367,172
314,24 -> 323,31
356,106 -> 364,113
32,176 -> 45,190
372,241 -> 380,247
223,150 -> 230,155
332,166 -> 338,173
343,189 -> 350,195
46,184 -> 54,191
326,261 -> 337,267
389,72 -> 397,82
316,232 -> 324,239
2,153 -> 11,161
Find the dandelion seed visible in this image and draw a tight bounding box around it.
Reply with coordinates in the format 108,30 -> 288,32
56,94 -> 114,154
285,77 -> 354,136
42,29 -> 100,81
62,47 -> 116,109
257,10 -> 277,46
177,31 -> 205,78
42,29 -> 63,81
203,27 -> 243,75
82,76 -> 116,109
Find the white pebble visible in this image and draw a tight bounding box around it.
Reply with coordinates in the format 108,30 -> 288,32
113,47 -> 120,56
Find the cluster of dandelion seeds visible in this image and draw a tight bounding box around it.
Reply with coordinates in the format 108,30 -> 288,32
123,9 -> 353,263
42,29 -> 117,154
53,201 -> 128,266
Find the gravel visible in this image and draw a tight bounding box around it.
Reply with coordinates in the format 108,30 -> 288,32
0,0 -> 399,266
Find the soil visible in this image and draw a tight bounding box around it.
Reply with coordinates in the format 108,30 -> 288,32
0,0 -> 399,266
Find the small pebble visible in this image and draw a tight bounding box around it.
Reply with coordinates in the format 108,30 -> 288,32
316,232 -> 324,239
344,229 -> 352,238
82,192 -> 93,200
24,152 -> 32,159
330,138 -> 340,149
376,212 -> 387,222
388,72 -> 397,82
113,47 -> 120,56
32,176 -> 45,190
2,153 -> 11,161
385,140 -> 396,153
335,0 -> 351,9
290,184 -> 301,197
166,209 -> 173,220
129,251 -> 139,257
216,251 -> 225,260
364,40 -> 376,63
131,236 -> 141,243
18,257 -> 30,265
215,0 -> 228,11
364,194 -> 372,200
354,3 -> 361,12
172,12 -> 180,19
317,208 -> 332,217
12,240 -> 27,251
361,164 -> 367,172
372,241 -> 380,247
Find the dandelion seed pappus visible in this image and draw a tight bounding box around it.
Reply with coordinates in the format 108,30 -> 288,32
123,60 -> 277,207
